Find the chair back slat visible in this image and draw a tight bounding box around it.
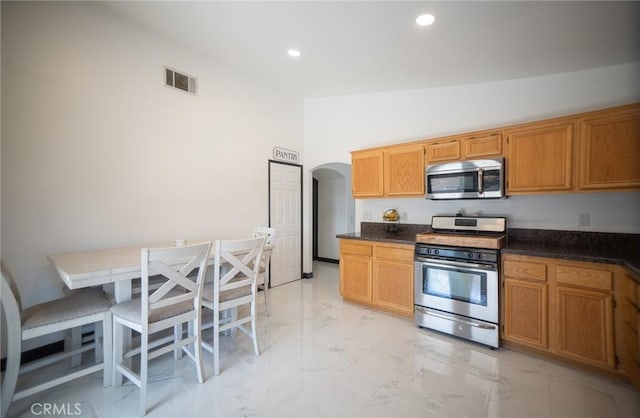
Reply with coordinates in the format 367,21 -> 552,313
147,260 -> 198,304
214,238 -> 265,292
0,271 -> 22,337
252,227 -> 276,275
253,227 -> 276,246
149,292 -> 194,311
141,242 -> 211,320
1,271 -> 24,417
1,261 -> 23,311
219,250 -> 260,286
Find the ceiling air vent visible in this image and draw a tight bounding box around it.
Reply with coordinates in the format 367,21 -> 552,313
165,66 -> 197,95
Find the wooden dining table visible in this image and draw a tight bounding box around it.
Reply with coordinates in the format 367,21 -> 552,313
48,240 -> 220,304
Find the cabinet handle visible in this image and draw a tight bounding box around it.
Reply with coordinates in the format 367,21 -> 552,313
415,306 -> 497,330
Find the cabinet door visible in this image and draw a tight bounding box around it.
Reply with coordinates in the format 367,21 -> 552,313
383,145 -> 425,196
577,106 -> 640,191
339,254 -> 373,303
505,122 -> 574,193
619,274 -> 640,389
555,286 -> 615,369
373,244 -> 414,317
425,139 -> 461,164
351,150 -> 383,197
373,259 -> 414,317
463,132 -> 503,159
503,278 -> 548,349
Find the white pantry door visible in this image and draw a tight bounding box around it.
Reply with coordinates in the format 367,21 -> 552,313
269,161 -> 302,287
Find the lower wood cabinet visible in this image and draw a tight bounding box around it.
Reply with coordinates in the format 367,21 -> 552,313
502,257 -> 549,348
339,239 -> 414,318
502,254 -> 618,373
619,273 -> 640,389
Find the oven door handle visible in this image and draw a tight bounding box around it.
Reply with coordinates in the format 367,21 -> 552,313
415,306 -> 497,330
415,256 -> 496,271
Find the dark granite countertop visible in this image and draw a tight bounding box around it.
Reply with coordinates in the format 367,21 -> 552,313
337,223 -> 640,278
336,222 -> 430,246
503,228 -> 640,277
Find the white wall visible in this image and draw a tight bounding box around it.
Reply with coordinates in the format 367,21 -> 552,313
303,62 -> 640,256
1,1 -> 303,330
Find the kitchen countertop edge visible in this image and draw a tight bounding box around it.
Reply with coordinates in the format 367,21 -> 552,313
336,232 -> 417,246
337,232 -> 640,280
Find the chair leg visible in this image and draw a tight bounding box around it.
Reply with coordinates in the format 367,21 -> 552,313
194,318 -> 205,384
102,312 -> 113,387
1,328 -> 21,418
173,324 -> 183,360
95,322 -> 104,364
213,310 -> 220,376
139,330 -> 148,416
251,297 -> 259,356
113,319 -> 124,387
66,327 -> 82,367
264,271 -> 271,316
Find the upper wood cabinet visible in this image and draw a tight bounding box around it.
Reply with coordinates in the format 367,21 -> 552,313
505,121 -> 574,194
352,144 -> 424,198
425,131 -> 503,164
425,138 -> 461,164
463,132 -> 503,159
351,102 -> 639,198
351,150 -> 384,198
383,145 -> 425,196
577,105 -> 640,191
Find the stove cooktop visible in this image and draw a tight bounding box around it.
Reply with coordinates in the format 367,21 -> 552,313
416,215 -> 507,249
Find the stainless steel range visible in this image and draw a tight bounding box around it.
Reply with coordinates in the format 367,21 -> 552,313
414,215 -> 506,348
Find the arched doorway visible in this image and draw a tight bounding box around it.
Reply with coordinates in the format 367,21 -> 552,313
311,163 -> 355,262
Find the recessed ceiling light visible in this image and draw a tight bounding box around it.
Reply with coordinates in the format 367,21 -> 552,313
287,49 -> 301,58
416,14 -> 436,27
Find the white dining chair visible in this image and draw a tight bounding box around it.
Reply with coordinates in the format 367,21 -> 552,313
252,226 -> 276,316
110,241 -> 211,416
0,264 -> 113,418
201,237 -> 265,376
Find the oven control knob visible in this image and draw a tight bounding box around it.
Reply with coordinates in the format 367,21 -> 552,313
468,252 -> 474,259
477,253 -> 483,260
434,249 -> 439,255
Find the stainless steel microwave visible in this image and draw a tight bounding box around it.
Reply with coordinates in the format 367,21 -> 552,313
425,158 -> 504,200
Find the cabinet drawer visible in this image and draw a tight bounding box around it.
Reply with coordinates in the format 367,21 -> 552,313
340,241 -> 372,257
504,259 -> 547,281
374,245 -> 414,262
555,265 -> 612,291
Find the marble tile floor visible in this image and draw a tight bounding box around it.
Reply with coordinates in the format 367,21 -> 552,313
6,261 -> 640,418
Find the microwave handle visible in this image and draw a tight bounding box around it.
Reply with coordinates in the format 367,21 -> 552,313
478,168 -> 484,194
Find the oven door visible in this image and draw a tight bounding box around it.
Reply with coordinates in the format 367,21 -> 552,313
414,257 -> 498,324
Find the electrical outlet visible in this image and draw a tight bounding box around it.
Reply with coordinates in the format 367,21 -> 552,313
578,213 -> 590,227
401,211 -> 408,222
363,211 -> 372,221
